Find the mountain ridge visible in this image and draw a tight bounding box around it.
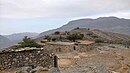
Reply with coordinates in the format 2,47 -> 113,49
39,17 -> 130,36
4,32 -> 39,41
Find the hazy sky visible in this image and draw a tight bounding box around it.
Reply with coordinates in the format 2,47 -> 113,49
0,0 -> 130,35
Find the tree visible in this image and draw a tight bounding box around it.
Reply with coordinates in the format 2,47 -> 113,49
74,27 -> 80,30
66,33 -> 84,42
18,36 -> 42,48
76,27 -> 79,29
54,31 -> 60,35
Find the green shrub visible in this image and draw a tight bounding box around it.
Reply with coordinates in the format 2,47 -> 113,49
74,27 -> 80,30
66,33 -> 84,42
87,28 -> 90,30
18,36 -> 42,48
94,38 -> 104,43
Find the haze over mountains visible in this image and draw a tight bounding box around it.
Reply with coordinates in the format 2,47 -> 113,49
0,35 -> 11,49
4,32 -> 39,41
39,17 -> 130,36
0,33 -> 39,49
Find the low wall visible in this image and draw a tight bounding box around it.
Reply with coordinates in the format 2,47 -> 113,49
0,48 -> 53,70
44,44 -> 74,53
44,43 -> 96,53
75,43 -> 96,52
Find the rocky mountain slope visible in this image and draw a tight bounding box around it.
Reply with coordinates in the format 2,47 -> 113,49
91,29 -> 130,42
39,17 -> 130,36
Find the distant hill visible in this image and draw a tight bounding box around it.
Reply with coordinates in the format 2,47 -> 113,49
0,35 -> 12,49
0,32 -> 39,49
39,17 -> 130,36
4,32 -> 39,41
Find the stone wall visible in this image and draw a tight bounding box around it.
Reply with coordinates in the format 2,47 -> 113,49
44,44 -> 74,53
44,43 -> 96,53
75,43 -> 96,52
0,48 -> 53,71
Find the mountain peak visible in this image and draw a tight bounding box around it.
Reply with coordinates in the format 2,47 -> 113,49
97,16 -> 119,19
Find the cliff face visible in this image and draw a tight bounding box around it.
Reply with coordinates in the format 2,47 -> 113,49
0,48 -> 53,70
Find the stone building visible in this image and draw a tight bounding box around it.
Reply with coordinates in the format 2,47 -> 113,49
44,41 -> 95,53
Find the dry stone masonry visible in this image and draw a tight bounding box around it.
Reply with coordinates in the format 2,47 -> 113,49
0,48 -> 54,71
44,43 -> 96,53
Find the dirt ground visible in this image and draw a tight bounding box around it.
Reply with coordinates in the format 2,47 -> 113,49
0,44 -> 130,73
57,44 -> 130,73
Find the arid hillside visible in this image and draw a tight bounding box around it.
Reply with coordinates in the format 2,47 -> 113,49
36,28 -> 130,44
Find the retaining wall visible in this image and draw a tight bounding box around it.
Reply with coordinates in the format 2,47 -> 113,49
0,48 -> 53,70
